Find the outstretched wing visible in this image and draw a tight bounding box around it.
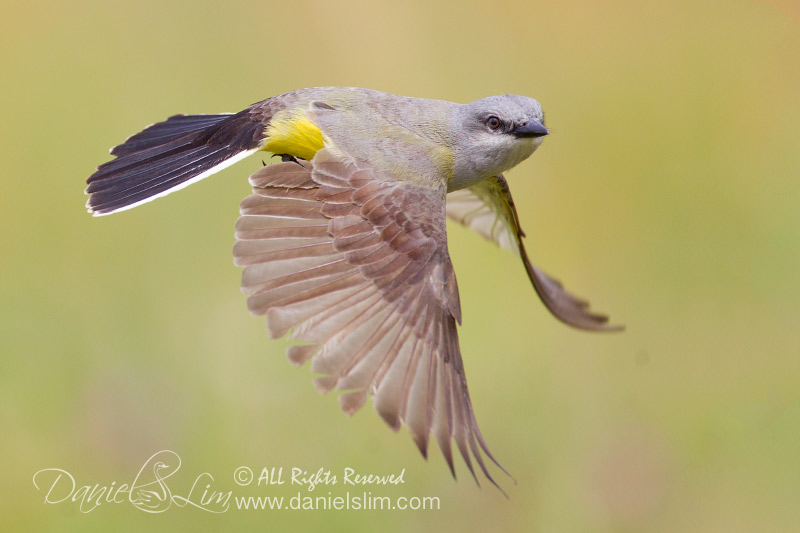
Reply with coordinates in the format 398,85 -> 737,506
234,148 -> 510,491
446,176 -> 622,331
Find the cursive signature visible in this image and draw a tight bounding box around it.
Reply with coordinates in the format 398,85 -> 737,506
33,450 -> 231,513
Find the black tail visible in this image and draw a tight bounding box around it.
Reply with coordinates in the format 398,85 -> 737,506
86,107 -> 266,216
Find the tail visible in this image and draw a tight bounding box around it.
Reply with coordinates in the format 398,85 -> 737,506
86,107 -> 266,216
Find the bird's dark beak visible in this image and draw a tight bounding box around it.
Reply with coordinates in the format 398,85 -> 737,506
514,121 -> 549,138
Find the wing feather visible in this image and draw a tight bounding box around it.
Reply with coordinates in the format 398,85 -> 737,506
235,149 -> 511,491
446,176 -> 622,331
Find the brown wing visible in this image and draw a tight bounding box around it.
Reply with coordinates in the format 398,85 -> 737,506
234,148 -> 511,491
446,176 -> 622,331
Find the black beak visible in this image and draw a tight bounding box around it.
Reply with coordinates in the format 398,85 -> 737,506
514,121 -> 549,138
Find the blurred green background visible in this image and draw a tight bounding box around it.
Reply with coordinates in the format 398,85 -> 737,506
2,0 -> 799,531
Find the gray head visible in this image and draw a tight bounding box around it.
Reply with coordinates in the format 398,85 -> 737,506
451,94 -> 547,190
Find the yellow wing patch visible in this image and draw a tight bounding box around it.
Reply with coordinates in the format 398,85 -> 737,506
262,109 -> 325,161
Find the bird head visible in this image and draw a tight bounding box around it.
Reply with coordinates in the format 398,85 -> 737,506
451,94 -> 548,189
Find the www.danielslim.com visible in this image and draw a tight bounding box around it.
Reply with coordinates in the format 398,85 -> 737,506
235,492 -> 440,511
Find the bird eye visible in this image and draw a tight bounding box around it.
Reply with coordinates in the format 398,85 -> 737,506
486,116 -> 502,131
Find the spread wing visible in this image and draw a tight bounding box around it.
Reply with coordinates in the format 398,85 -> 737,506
446,176 -> 622,331
234,148 -> 510,491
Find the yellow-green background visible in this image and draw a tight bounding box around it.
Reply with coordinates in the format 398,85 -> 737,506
2,0 -> 799,531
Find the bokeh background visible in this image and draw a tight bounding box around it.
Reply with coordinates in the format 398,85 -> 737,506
2,0 -> 799,531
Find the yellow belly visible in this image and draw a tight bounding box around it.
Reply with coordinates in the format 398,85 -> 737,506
261,110 -> 325,161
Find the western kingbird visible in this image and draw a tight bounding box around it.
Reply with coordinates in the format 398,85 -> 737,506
86,87 -> 621,492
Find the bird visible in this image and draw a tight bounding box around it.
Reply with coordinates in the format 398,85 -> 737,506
85,87 -> 622,493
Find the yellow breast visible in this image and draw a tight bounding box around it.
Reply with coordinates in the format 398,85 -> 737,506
261,110 -> 325,161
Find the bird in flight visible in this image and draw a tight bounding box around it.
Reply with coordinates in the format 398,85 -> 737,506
86,87 -> 621,493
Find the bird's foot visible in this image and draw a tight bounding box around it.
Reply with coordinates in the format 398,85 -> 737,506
272,153 -> 305,166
